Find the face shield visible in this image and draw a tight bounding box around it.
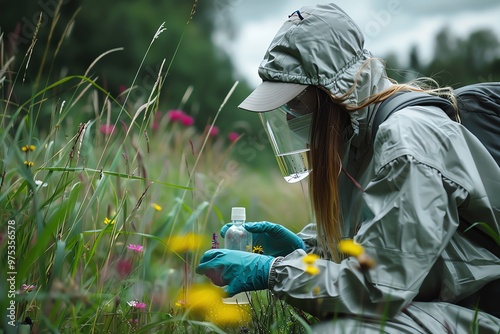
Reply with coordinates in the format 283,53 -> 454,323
259,86 -> 318,183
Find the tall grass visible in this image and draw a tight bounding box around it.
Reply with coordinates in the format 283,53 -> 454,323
0,6 -> 313,334
2,4 -> 499,334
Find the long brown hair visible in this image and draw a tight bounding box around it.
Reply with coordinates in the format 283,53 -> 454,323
309,90 -> 350,262
308,61 -> 457,262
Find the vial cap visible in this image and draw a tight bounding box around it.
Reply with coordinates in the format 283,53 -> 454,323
231,207 -> 246,221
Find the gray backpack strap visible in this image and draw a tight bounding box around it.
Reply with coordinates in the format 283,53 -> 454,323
372,91 -> 453,142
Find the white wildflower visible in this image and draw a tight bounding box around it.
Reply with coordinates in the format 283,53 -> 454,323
34,179 -> 48,187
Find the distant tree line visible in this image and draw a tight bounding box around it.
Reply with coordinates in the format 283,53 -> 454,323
385,27 -> 500,87
2,0 -> 256,142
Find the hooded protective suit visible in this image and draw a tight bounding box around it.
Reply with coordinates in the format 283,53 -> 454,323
251,4 -> 500,333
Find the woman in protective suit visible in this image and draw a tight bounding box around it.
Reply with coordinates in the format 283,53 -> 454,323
197,3 -> 500,332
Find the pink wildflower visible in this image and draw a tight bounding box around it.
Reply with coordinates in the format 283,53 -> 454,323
208,125 -> 219,137
21,284 -> 36,293
228,132 -> 240,142
119,85 -> 127,94
135,302 -> 147,310
167,110 -> 184,122
127,244 -> 144,253
100,124 -> 115,135
180,114 -> 194,126
166,109 -> 194,127
127,300 -> 147,310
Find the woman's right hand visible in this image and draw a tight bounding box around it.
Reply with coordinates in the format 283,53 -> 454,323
220,221 -> 305,257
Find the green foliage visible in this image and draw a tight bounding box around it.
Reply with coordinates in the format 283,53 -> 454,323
2,0 -> 264,167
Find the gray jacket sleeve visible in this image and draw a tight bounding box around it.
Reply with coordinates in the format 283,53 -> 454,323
269,155 -> 468,319
296,223 -> 319,253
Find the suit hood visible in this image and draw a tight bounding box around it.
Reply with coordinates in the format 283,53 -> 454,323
251,3 -> 393,149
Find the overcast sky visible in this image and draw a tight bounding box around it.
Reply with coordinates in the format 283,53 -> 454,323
212,0 -> 500,87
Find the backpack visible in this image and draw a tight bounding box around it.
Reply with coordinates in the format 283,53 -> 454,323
372,82 -> 500,166
372,82 -> 500,258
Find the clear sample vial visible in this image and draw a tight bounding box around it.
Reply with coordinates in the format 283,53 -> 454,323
224,207 -> 252,251
223,207 -> 252,305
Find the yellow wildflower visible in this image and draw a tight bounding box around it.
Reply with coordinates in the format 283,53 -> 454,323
24,161 -> 34,167
252,245 -> 264,254
302,253 -> 320,264
152,203 -> 162,211
339,239 -> 376,270
21,145 -> 35,152
104,217 -> 115,225
183,284 -> 251,327
338,239 -> 364,257
313,286 -> 320,295
168,232 -> 205,253
304,265 -> 320,276
186,284 -> 224,312
207,302 -> 252,327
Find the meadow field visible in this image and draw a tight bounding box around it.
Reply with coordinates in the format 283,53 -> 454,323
0,18 -> 315,333
3,4 -> 498,333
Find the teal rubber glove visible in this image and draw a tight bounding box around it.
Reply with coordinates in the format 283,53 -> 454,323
196,249 -> 274,296
220,221 -> 306,257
